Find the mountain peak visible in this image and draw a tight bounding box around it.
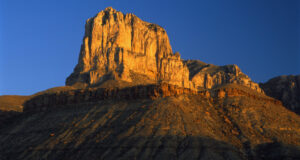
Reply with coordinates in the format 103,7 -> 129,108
66,8 -> 263,93
66,8 -> 180,87
104,6 -> 115,12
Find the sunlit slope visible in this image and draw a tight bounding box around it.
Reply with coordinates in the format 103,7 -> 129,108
0,95 -> 30,112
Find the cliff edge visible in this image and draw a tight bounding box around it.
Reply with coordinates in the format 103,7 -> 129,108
66,7 -> 262,93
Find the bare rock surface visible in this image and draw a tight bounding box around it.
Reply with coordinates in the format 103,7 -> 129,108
66,7 -> 262,93
23,83 -> 279,113
260,75 -> 300,114
66,7 -> 189,88
185,60 -> 263,92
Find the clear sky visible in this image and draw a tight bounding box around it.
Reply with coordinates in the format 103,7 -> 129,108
0,0 -> 299,95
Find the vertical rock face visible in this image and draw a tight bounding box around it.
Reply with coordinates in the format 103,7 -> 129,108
260,75 -> 300,114
66,7 -> 190,88
66,7 -> 262,93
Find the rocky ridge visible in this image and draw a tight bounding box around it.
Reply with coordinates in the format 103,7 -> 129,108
185,60 -> 263,92
66,7 -> 262,93
260,75 -> 300,114
23,83 -> 280,113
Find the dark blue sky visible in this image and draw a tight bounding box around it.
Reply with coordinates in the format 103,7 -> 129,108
0,0 -> 299,95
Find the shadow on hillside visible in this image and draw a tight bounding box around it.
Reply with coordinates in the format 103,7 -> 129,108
0,110 -> 21,128
253,141 -> 300,160
0,100 -> 299,160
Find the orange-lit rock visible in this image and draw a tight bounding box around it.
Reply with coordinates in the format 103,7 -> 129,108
66,7 -> 263,93
24,83 -> 279,113
66,7 -> 189,88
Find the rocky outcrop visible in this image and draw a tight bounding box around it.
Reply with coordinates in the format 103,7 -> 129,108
185,60 -> 263,92
213,86 -> 281,105
24,83 -> 198,112
66,7 -> 263,93
66,7 -> 190,88
24,83 -> 279,113
260,75 -> 300,114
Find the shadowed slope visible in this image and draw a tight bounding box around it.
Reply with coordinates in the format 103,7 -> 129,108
0,85 -> 299,160
260,75 -> 300,114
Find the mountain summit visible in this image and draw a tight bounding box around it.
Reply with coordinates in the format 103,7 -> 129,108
66,7 -> 262,92
66,7 -> 186,87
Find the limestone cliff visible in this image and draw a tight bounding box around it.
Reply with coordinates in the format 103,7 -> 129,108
260,75 -> 300,114
66,7 -> 262,93
66,7 -> 190,88
185,60 -> 263,92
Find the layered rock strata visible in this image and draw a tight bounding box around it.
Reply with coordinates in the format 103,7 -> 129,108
24,83 -> 197,112
260,75 -> 300,114
24,83 -> 279,113
66,7 -> 263,93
